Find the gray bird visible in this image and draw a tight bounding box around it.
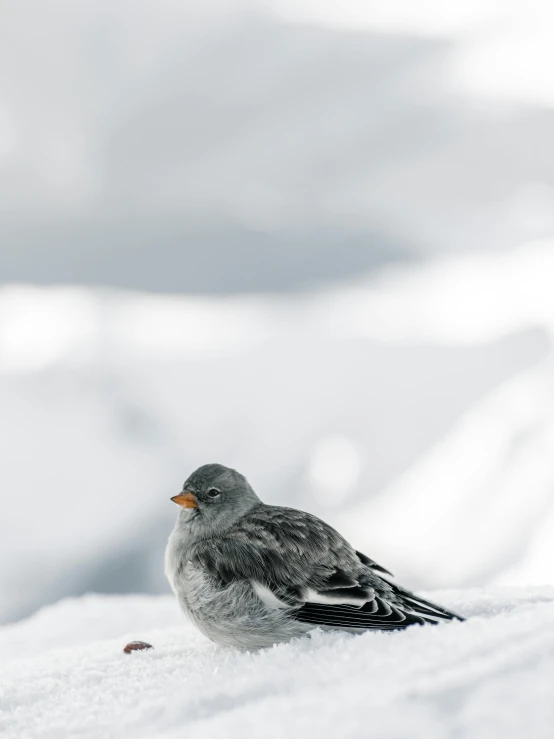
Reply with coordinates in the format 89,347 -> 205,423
165,463 -> 463,648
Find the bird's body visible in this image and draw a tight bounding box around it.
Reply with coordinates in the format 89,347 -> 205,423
165,464 -> 463,648
166,522 -> 309,648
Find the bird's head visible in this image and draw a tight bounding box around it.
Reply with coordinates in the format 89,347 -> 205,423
171,463 -> 260,530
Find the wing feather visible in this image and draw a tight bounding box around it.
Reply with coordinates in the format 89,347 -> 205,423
191,504 -> 464,631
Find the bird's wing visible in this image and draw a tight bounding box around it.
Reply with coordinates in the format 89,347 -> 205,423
191,505 -> 369,602
355,549 -> 394,577
192,505 -> 463,630
292,580 -> 464,630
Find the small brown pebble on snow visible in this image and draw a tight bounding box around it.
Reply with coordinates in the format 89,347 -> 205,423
123,641 -> 153,654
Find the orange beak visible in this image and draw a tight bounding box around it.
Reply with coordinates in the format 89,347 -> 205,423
171,491 -> 198,508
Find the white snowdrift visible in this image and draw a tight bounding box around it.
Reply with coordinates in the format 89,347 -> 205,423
2,589 -> 554,739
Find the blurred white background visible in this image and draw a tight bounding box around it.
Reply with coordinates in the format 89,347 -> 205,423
1,0 -> 554,623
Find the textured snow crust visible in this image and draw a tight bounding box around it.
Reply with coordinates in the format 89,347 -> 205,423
2,588 -> 554,739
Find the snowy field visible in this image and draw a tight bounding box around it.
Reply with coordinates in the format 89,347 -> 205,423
3,245 -> 554,737
2,588 -> 554,739
2,2 -> 554,736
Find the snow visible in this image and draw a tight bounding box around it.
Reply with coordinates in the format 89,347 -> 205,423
2,589 -> 554,738
2,3 -> 552,732
1,243 -> 553,739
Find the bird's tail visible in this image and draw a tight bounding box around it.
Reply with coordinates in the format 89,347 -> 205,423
390,582 -> 465,623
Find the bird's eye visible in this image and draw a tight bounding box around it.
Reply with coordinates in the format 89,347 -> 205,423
207,488 -> 221,499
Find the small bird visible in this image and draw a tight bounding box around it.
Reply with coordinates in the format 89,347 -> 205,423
165,463 -> 463,648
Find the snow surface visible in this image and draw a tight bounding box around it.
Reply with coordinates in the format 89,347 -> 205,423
2,589 -> 554,739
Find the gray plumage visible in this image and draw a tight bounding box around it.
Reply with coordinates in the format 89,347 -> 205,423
165,463 -> 463,648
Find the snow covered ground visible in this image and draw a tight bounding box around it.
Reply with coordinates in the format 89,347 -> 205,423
2,3 -> 554,734
2,588 -> 554,739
